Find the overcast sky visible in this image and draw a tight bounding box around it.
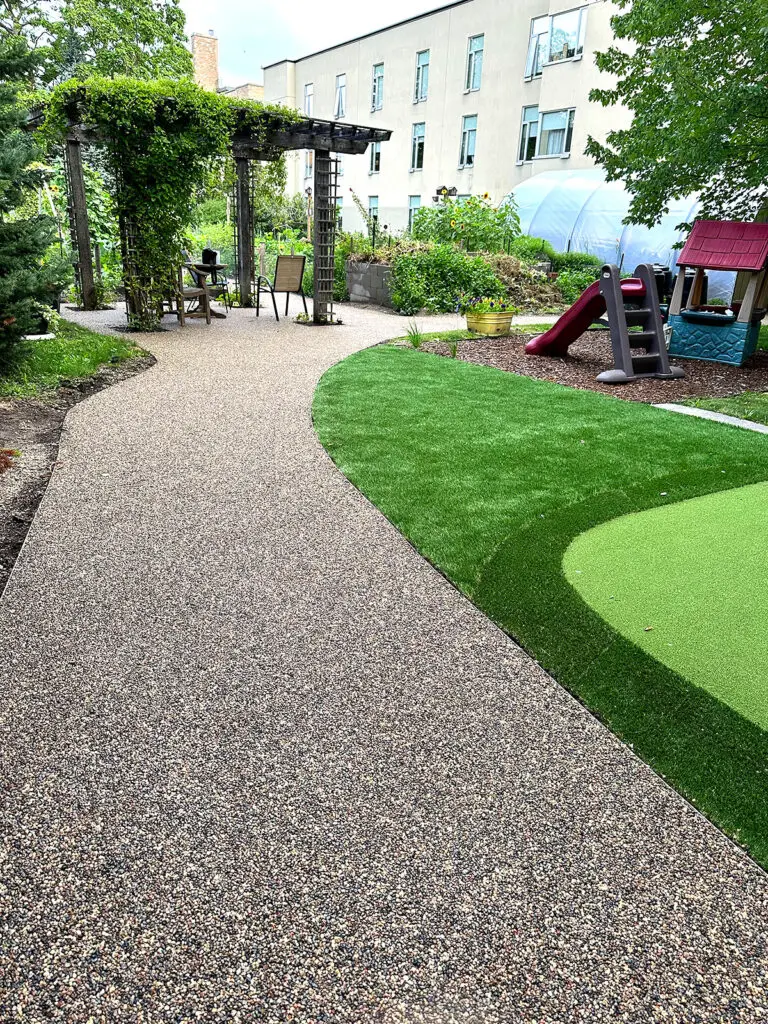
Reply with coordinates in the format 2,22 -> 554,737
178,0 -> 439,86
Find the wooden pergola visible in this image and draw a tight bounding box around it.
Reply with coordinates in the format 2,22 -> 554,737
58,108 -> 391,323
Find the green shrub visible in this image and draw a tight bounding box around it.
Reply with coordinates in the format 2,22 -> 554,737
390,244 -> 505,315
508,235 -> 557,265
411,194 -> 520,252
555,269 -> 599,304
551,250 -> 603,273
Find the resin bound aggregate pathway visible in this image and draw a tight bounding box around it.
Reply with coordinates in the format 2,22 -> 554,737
0,304 -> 766,1023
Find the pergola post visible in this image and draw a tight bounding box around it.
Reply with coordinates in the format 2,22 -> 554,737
313,150 -> 336,323
235,157 -> 254,307
65,138 -> 97,311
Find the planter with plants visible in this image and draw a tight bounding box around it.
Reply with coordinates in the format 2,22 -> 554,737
459,296 -> 519,336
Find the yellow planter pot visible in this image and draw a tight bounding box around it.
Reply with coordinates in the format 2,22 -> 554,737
465,311 -> 514,336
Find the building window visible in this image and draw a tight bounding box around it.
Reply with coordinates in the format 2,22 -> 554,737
414,49 -> 430,102
304,150 -> 314,179
408,195 -> 421,232
518,105 -> 539,162
539,108 -> 575,155
465,34 -> 484,92
519,107 -> 575,160
336,154 -> 344,176
303,83 -> 313,116
334,74 -> 346,118
371,63 -> 384,111
457,194 -> 471,202
411,122 -> 425,170
548,8 -> 586,63
336,196 -> 343,231
368,196 -> 379,224
459,115 -> 477,168
525,9 -> 586,78
525,17 -> 549,79
369,141 -> 381,174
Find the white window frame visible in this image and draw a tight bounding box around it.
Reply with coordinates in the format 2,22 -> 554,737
545,7 -> 587,66
303,82 -> 314,116
408,195 -> 421,232
369,141 -> 381,174
465,34 -> 484,92
517,105 -> 539,165
304,149 -> 314,179
524,7 -> 587,81
414,49 -> 430,103
336,196 -> 343,230
459,114 -> 477,169
371,62 -> 384,111
518,106 -> 575,162
336,154 -> 344,176
410,122 -> 425,171
368,195 -> 379,223
334,74 -> 346,119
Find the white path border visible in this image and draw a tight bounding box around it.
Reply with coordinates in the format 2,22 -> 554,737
654,402 -> 768,434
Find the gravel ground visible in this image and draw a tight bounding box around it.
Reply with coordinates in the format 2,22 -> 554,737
421,330 -> 768,403
0,302 -> 766,1023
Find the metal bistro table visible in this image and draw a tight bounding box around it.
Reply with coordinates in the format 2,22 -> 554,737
189,263 -> 229,319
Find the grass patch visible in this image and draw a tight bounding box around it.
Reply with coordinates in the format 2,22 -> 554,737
391,323 -> 566,345
314,346 -> 768,866
683,391 -> 768,427
0,320 -> 143,397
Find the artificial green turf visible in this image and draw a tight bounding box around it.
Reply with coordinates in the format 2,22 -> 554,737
314,345 -> 768,865
0,319 -> 143,397
683,391 -> 768,427
565,482 -> 768,729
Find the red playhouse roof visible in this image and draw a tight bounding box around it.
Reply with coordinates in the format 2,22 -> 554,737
677,220 -> 768,272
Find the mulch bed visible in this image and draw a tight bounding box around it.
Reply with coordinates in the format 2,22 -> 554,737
0,353 -> 155,597
421,330 -> 768,403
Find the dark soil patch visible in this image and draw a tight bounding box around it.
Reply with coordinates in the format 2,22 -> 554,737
0,353 -> 155,596
421,330 -> 768,403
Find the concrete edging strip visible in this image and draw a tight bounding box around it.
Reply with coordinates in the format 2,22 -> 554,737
654,402 -> 768,434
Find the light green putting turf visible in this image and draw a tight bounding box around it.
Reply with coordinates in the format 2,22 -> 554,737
564,482 -> 768,730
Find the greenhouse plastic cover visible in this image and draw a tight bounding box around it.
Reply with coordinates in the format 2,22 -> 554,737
506,169 -> 732,300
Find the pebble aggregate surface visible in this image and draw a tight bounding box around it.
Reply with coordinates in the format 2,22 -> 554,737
1,304 -> 767,1023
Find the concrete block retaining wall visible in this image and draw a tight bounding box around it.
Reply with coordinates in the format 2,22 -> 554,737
347,261 -> 393,307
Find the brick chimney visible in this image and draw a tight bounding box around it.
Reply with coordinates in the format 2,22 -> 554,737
192,30 -> 219,92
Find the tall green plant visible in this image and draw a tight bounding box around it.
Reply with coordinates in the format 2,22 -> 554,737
389,244 -> 505,315
411,194 -> 520,252
0,37 -> 69,352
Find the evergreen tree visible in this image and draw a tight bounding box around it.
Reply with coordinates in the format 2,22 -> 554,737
0,36 -> 66,351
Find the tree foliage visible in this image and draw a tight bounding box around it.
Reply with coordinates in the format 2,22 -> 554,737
586,0 -> 768,225
0,36 -> 68,352
1,0 -> 192,84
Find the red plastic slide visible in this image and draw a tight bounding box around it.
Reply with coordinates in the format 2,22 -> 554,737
524,278 -> 646,357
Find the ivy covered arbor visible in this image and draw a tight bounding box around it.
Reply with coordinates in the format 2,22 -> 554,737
40,78 -> 390,327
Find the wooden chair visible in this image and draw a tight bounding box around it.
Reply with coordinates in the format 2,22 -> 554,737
176,264 -> 211,326
256,255 -> 308,320
201,247 -> 231,312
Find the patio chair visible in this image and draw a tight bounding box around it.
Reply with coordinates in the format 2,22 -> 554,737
256,254 -> 308,320
201,247 -> 232,312
175,263 -> 211,325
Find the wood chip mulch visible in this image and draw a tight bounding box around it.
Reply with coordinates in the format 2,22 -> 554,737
421,330 -> 768,404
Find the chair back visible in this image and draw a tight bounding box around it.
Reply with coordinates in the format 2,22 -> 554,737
202,248 -> 220,283
274,255 -> 306,293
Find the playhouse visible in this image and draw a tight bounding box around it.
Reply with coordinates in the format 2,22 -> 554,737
668,220 -> 768,366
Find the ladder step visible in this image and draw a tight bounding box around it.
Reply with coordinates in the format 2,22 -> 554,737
624,308 -> 652,325
628,331 -> 657,343
631,353 -> 660,367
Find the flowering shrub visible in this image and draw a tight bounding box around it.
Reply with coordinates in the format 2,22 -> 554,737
457,296 -> 519,315
411,194 -> 520,252
389,244 -> 505,315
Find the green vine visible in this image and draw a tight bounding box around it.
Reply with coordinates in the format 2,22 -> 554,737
43,77 -> 301,328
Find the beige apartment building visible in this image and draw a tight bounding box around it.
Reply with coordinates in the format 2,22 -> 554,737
262,0 -> 627,233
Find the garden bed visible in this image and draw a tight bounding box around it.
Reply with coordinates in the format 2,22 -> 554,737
420,329 -> 768,404
0,328 -> 153,597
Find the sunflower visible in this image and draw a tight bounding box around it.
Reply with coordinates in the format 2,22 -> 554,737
482,191 -> 490,200
450,219 -> 457,228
